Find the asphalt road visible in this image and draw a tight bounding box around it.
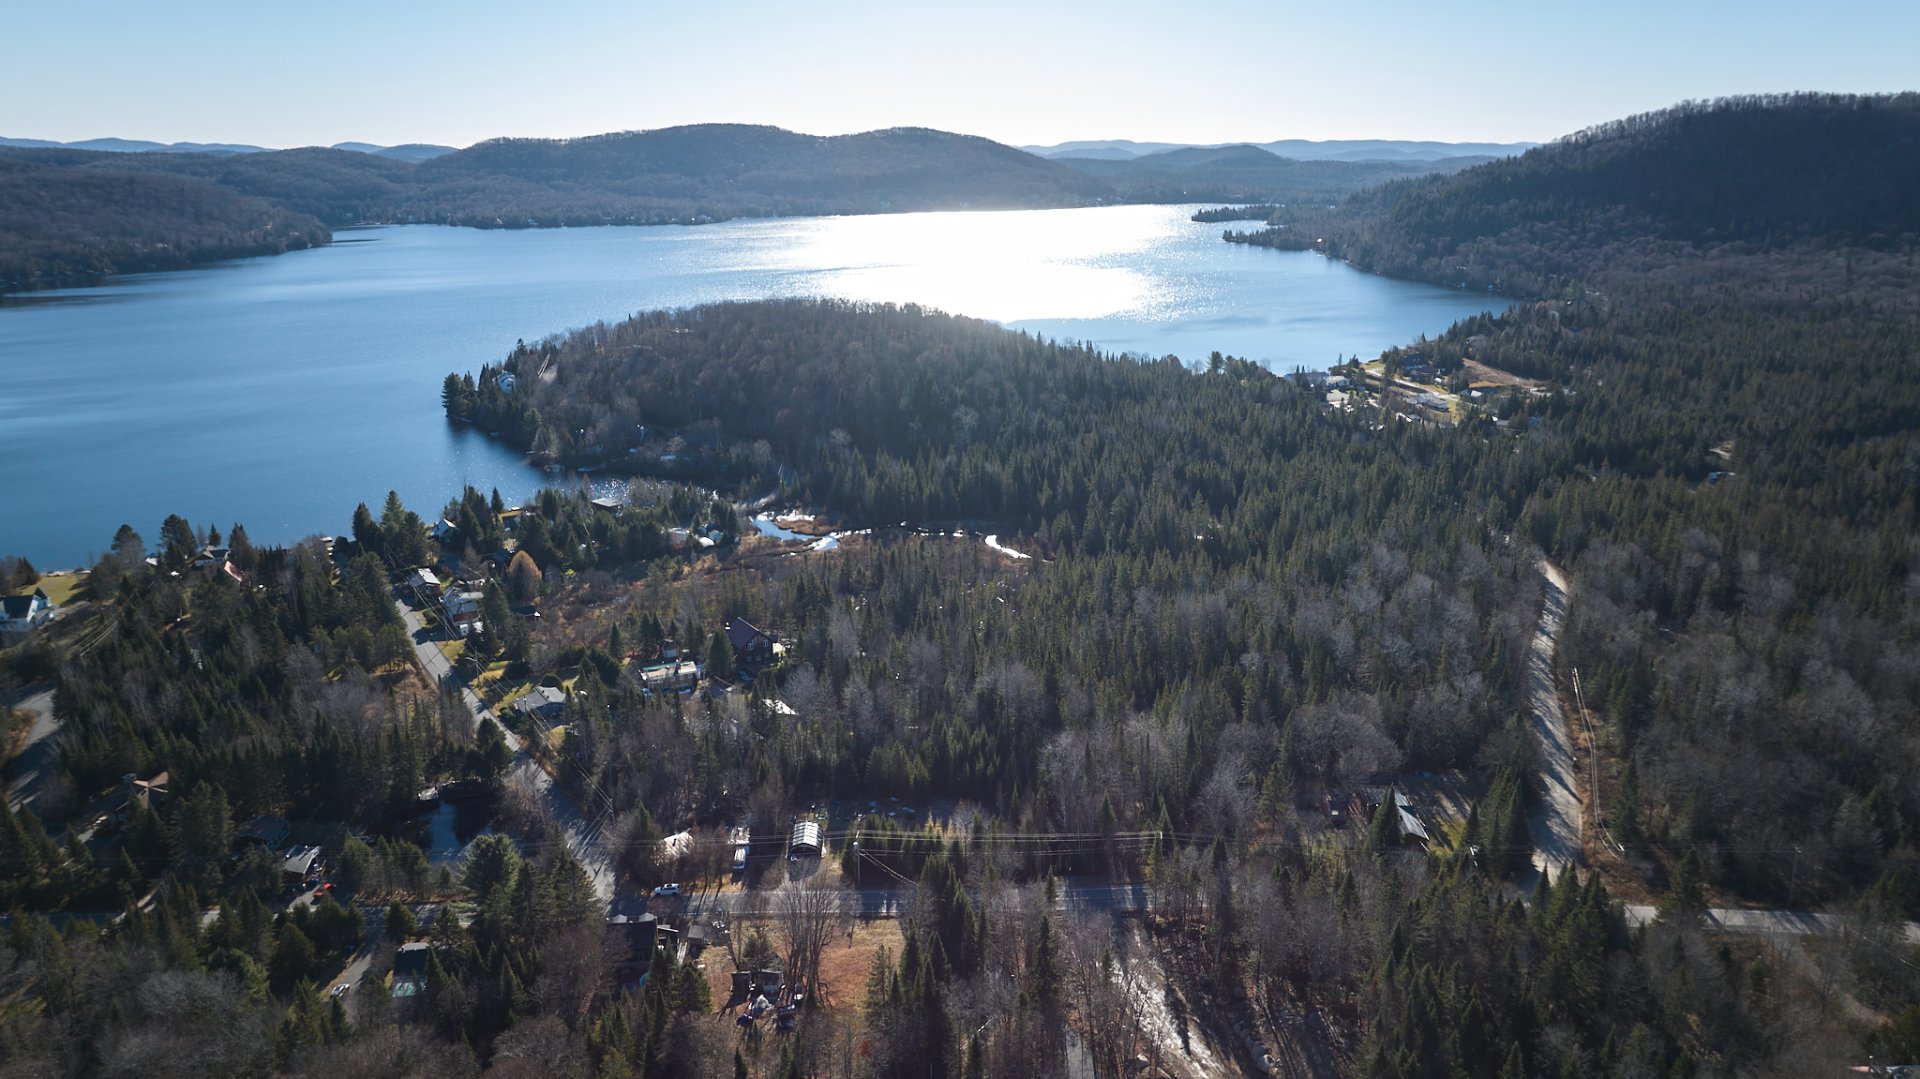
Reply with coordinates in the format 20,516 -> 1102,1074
679,880 -> 1150,921
1621,903 -> 1920,944
394,593 -> 619,906
4,686 -> 59,814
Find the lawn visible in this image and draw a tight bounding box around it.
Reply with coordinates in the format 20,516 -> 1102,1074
32,571 -> 87,608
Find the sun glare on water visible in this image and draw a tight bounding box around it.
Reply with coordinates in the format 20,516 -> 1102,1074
767,206 -> 1178,322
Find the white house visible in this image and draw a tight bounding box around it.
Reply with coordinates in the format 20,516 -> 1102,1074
0,590 -> 55,639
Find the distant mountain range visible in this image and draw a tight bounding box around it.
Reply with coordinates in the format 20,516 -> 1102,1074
1057,143 -> 1493,205
1022,138 -> 1535,163
0,136 -> 457,161
0,123 -> 1499,294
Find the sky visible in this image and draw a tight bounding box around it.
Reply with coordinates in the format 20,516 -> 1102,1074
6,0 -> 1917,149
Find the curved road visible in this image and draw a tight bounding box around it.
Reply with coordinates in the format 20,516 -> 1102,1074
1527,560 -> 1583,882
395,594 -> 618,905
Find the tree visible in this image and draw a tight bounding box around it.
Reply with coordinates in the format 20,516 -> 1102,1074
110,523 -> 145,568
160,513 -> 198,568
1659,849 -> 1707,923
774,876 -> 849,999
387,901 -> 418,941
706,629 -> 736,684
463,833 -> 523,907
351,503 -> 381,556
269,921 -> 317,992
1367,791 -> 1403,854
505,550 -> 543,604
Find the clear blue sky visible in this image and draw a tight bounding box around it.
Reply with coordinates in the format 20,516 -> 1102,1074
6,0 -> 1916,148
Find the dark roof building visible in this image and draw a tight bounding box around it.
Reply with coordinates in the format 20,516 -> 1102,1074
725,616 -> 779,668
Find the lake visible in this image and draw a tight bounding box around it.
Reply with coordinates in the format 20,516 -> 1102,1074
0,205 -> 1495,566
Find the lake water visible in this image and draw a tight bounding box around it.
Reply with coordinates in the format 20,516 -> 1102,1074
0,205 -> 1494,566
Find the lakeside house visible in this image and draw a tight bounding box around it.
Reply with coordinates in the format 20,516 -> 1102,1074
0,589 -> 55,639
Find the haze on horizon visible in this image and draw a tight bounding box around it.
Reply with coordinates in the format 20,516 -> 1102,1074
8,0 -> 1919,150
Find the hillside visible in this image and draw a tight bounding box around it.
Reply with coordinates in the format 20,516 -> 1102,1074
1227,93 -> 1920,299
0,149 -> 330,292
1060,143 -> 1482,204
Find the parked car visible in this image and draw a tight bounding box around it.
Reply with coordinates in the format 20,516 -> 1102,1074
329,983 -> 352,999
653,883 -> 682,897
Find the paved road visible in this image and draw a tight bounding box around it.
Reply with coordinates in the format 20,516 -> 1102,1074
680,880 -> 1149,921
4,686 -> 59,815
1622,903 -> 1920,944
394,594 -> 619,906
1525,561 -> 1583,883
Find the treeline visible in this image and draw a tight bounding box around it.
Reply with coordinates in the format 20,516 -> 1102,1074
1190,204 -> 1280,223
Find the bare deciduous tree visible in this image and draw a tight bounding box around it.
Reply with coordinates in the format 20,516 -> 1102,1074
774,876 -> 850,1000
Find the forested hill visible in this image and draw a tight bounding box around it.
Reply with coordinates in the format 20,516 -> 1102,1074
1228,93 -> 1920,300
0,124 -> 1113,292
1059,142 -> 1483,204
417,124 -> 1113,219
0,149 -> 332,292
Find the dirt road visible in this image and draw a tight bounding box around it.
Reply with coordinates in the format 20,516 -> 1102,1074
1526,561 -> 1583,883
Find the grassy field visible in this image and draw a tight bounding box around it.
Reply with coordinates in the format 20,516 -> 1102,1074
29,571 -> 87,608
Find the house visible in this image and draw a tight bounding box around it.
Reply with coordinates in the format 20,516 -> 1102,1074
637,660 -> 701,693
233,816 -> 291,852
118,770 -> 169,812
406,568 -> 441,601
666,527 -> 691,551
191,546 -> 230,570
1351,787 -> 1431,848
512,685 -> 567,723
391,942 -> 433,997
432,518 -> 458,543
0,589 -> 55,638
608,912 -> 658,980
725,616 -> 778,668
788,820 -> 822,859
444,591 -> 485,635
589,497 -> 624,515
281,844 -> 325,883
444,591 -> 483,617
